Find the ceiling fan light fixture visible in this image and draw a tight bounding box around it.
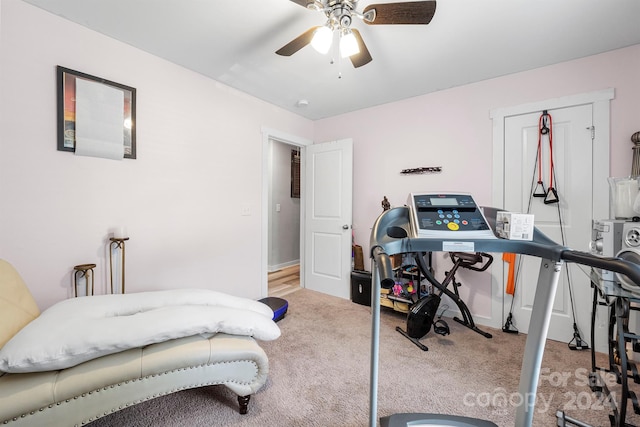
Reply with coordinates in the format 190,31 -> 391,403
339,28 -> 359,58
311,25 -> 333,54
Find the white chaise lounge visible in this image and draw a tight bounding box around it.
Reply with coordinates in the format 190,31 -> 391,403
0,259 -> 279,426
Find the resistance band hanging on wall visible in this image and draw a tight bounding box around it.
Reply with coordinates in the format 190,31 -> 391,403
501,252 -> 518,334
533,110 -> 559,204
503,109 -> 588,349
505,111 -> 557,333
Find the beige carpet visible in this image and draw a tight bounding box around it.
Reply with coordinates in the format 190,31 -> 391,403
87,288 -> 634,427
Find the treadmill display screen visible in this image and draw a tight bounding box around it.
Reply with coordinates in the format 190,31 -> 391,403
408,192 -> 495,239
430,197 -> 458,207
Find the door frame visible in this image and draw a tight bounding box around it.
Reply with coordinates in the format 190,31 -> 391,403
261,127 -> 312,298
489,88 -> 614,329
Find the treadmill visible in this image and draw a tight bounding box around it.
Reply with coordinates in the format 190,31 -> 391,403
368,193 -> 640,427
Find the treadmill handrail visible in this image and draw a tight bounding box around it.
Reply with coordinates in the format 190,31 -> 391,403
370,206 -> 567,262
371,246 -> 395,288
561,249 -> 640,285
370,206 -> 640,285
368,204 -> 640,427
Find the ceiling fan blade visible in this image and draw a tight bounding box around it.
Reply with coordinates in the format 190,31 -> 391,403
349,29 -> 372,68
276,26 -> 320,56
363,1 -> 437,25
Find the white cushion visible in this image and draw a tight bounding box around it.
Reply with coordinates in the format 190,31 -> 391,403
0,289 -> 279,373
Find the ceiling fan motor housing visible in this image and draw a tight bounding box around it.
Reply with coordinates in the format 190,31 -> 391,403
322,2 -> 356,30
338,11 -> 352,28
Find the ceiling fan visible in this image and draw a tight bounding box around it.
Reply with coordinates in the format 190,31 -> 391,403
276,0 -> 437,68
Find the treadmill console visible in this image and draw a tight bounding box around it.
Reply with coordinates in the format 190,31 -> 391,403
407,193 -> 496,239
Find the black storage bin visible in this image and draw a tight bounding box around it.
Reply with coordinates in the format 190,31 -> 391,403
351,270 -> 372,306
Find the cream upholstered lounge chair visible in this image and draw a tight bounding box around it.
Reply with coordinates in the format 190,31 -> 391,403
0,259 -> 275,426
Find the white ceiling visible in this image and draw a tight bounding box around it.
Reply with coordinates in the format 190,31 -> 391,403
20,0 -> 640,120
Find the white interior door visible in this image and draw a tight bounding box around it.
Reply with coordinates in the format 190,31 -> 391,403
304,139 -> 353,299
504,105 -> 593,343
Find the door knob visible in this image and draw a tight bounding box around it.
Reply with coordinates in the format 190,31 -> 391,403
343,224 -> 349,230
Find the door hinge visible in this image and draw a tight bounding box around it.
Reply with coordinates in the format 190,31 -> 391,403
586,126 -> 595,140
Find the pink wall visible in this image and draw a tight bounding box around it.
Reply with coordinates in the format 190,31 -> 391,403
315,44 -> 640,264
0,0 -> 313,309
2,0 -> 639,316
314,45 -> 639,321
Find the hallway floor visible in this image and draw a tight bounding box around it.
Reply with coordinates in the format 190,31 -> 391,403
268,265 -> 300,298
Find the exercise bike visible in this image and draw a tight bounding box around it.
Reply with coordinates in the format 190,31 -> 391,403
396,251 -> 493,351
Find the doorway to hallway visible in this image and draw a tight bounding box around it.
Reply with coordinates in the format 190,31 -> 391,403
268,139 -> 302,276
261,129 -> 353,301
268,264 -> 301,298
